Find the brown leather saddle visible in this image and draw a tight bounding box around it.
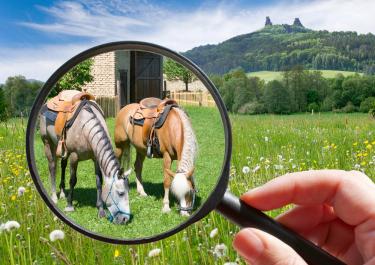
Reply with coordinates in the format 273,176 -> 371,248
130,97 -> 178,158
46,90 -> 95,158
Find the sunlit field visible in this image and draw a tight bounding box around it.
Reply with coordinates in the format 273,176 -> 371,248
0,112 -> 374,264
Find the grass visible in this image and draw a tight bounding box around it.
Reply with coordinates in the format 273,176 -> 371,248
247,70 -> 361,82
33,106 -> 225,239
0,111 -> 374,264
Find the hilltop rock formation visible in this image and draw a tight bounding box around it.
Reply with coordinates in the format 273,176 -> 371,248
293,18 -> 304,27
265,16 -> 272,26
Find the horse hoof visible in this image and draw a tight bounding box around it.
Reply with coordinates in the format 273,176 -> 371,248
162,206 -> 171,213
64,206 -> 75,212
59,192 -> 66,199
180,211 -> 190,217
98,210 -> 106,218
138,191 -> 148,197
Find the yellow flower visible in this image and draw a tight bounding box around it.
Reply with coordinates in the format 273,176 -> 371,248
114,249 -> 120,258
11,195 -> 16,201
363,152 -> 368,157
366,144 -> 372,150
357,153 -> 362,157
361,161 -> 366,166
364,140 -> 369,144
372,141 -> 375,145
353,142 -> 358,146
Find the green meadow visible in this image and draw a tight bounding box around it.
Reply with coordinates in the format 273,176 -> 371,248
247,70 -> 360,82
0,111 -> 374,264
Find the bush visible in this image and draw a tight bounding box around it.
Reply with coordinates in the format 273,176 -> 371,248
238,101 -> 266,115
360,97 -> 375,113
335,101 -> 357,113
307,102 -> 320,112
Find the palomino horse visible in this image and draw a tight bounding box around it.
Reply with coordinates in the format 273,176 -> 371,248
39,90 -> 132,224
114,99 -> 198,216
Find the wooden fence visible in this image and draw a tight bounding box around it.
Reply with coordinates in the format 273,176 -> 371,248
95,91 -> 216,118
169,91 -> 216,107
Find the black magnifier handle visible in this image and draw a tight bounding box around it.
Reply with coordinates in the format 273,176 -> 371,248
216,192 -> 346,265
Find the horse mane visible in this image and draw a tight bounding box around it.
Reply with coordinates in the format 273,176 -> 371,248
174,107 -> 197,174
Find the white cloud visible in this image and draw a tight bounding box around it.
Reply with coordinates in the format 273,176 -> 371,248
2,0 -> 375,83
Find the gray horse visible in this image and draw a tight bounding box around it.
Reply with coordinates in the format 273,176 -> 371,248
39,100 -> 131,224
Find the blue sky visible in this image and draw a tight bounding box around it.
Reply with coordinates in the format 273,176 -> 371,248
0,0 -> 374,83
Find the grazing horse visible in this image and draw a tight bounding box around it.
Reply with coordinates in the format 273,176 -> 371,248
39,95 -> 131,224
114,100 -> 198,216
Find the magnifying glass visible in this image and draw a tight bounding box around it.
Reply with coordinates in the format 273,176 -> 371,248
26,41 -> 344,265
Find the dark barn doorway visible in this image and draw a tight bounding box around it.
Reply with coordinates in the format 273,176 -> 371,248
130,51 -> 163,103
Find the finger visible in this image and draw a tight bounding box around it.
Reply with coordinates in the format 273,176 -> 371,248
276,204 -> 336,233
233,228 -> 307,265
241,170 -> 375,225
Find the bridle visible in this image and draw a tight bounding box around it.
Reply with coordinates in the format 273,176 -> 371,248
104,170 -> 131,222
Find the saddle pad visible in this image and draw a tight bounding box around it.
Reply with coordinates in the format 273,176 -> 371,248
43,109 -> 58,123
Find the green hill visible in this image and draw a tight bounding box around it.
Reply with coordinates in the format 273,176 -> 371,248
247,70 -> 360,82
184,19 -> 375,75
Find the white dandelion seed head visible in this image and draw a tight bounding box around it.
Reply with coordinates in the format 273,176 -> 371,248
209,228 -> 218,238
49,230 -> 65,242
0,223 -> 5,233
277,154 -> 283,161
148,248 -> 161,258
224,262 -> 238,265
18,186 -> 26,196
354,164 -> 361,169
242,166 -> 250,174
213,243 -> 228,259
264,136 -> 269,142
259,157 -> 264,161
274,164 -> 284,170
53,216 -> 59,222
4,221 -> 20,231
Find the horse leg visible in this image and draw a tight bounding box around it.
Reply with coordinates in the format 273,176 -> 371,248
115,141 -> 131,170
162,153 -> 172,213
43,139 -> 58,204
95,161 -> 106,218
59,158 -> 67,199
65,153 -> 78,212
134,152 -> 147,197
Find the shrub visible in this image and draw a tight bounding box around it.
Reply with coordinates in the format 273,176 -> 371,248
360,97 -> 375,113
307,102 -> 320,112
238,101 -> 267,115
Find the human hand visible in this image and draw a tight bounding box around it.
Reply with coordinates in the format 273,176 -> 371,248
232,170 -> 375,265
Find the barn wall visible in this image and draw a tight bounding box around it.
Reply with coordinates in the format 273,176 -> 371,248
83,52 -> 116,97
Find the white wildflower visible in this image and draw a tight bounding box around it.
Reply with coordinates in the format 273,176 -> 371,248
213,243 -> 228,259
354,164 -> 361,169
18,186 -> 26,196
292,164 -> 297,169
259,156 -> 264,161
277,154 -> 283,161
264,136 -> 269,142
49,230 -> 65,242
209,228 -> 218,238
53,216 -> 59,222
0,223 -> 5,233
148,248 -> 161,258
242,166 -> 250,174
224,263 -> 238,265
274,164 -> 284,170
252,165 -> 261,173
4,221 -> 20,231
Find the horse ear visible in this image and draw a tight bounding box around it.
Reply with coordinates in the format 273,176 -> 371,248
165,168 -> 175,177
187,167 -> 195,178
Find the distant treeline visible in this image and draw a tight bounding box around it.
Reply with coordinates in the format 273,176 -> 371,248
185,25 -> 375,75
0,75 -> 42,120
210,66 -> 375,115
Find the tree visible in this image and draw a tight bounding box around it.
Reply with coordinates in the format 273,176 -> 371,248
0,85 -> 7,121
264,80 -> 291,114
52,59 -> 94,97
164,59 -> 195,91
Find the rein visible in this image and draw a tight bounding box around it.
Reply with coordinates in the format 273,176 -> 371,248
104,170 -> 131,222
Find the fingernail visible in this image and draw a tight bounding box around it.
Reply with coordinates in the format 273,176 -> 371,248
233,228 -> 264,263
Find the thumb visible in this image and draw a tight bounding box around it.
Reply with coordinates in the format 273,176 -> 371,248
233,228 -> 307,265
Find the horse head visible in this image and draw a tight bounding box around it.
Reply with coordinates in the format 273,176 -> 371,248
167,167 -> 196,216
102,168 -> 132,224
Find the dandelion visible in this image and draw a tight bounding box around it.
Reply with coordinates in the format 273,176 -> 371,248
0,223 -> 5,233
4,221 -> 20,231
366,144 -> 372,150
210,228 -> 218,238
18,186 -> 26,196
49,230 -> 65,242
148,248 -> 161,258
361,161 -> 367,166
274,164 -> 284,170
114,249 -> 120,258
252,165 -> 261,173
354,164 -> 361,169
11,195 -> 16,201
264,136 -> 269,142
213,243 -> 227,259
242,166 -> 250,174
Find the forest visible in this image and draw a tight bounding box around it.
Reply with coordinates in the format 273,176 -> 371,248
210,66 -> 375,115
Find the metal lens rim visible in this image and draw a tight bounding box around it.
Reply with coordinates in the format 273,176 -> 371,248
25,41 -> 232,244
